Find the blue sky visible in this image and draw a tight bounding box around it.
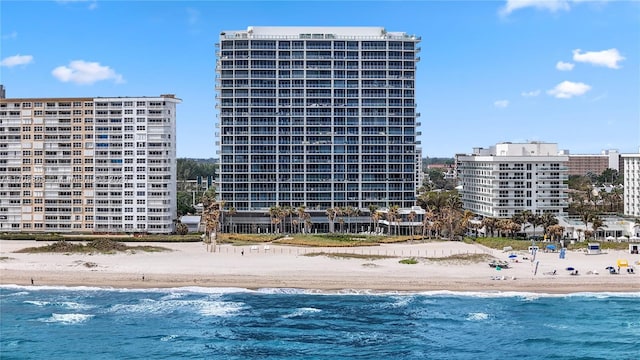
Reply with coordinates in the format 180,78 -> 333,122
1,0 -> 639,158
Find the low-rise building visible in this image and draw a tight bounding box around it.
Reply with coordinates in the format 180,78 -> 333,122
621,150 -> 640,217
457,142 -> 568,218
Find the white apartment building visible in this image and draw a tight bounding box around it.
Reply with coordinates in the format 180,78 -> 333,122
215,26 -> 421,232
622,151 -> 640,217
456,142 -> 569,218
0,94 -> 180,233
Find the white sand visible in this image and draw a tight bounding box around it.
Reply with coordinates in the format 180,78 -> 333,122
1,240 -> 638,293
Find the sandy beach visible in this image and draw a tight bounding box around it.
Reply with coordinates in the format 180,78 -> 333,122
1,240 -> 638,293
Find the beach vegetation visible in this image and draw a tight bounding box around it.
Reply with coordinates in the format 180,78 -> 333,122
304,252 -> 393,260
219,234 -> 281,244
399,258 -> 419,264
426,253 -> 493,264
14,239 -> 170,254
175,222 -> 189,236
0,233 -> 66,241
217,233 -> 416,247
465,237 -> 534,251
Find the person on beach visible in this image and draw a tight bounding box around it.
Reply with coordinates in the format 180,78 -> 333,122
241,250 -> 244,256
31,278 -> 34,285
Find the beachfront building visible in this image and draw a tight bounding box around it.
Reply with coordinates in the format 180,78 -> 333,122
622,150 -> 640,217
456,142 -> 569,218
557,215 -> 638,241
215,26 -> 422,233
0,93 -> 180,233
559,149 -> 620,177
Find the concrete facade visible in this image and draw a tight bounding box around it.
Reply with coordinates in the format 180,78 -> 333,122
0,94 -> 180,233
457,142 -> 569,218
622,151 -> 640,217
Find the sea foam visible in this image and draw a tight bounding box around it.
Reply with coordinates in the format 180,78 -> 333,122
283,307 -> 321,318
466,312 -> 489,321
42,313 -> 94,325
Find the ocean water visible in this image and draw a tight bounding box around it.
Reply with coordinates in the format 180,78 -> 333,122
1,286 -> 639,360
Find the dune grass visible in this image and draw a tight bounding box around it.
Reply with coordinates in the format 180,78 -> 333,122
304,252 -> 393,260
14,239 -> 170,254
218,233 -> 423,247
399,258 -> 418,264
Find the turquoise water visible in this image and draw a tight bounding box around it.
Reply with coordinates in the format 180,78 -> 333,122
1,286 -> 639,359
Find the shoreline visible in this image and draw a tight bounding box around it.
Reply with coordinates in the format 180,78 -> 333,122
3,271 -> 640,294
2,240 -> 639,294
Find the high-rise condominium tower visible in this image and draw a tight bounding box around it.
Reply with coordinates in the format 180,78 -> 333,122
215,26 -> 421,232
0,94 -> 180,233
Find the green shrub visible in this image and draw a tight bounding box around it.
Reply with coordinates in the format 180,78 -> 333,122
399,258 -> 418,264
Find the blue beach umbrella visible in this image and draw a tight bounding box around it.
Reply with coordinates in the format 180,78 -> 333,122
546,245 -> 556,250
566,267 -> 575,271
508,254 -> 518,259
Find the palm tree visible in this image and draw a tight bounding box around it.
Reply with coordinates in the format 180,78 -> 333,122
335,207 -> 344,233
530,213 -> 544,238
326,208 -> 337,233
540,213 -> 558,237
282,206 -> 292,233
296,206 -> 306,234
423,206 -> 436,239
611,187 -> 623,213
201,199 -> 221,252
352,207 -> 361,233
268,206 -> 281,234
496,219 -> 510,238
371,211 -> 381,234
278,207 -> 288,234
407,210 -> 417,240
344,206 -> 355,233
482,217 -> 498,237
388,205 -> 400,235
303,212 -> 312,234
442,195 -> 463,240
217,200 -> 226,233
547,224 -> 564,241
227,206 -> 236,233
460,210 -> 474,238
578,207 -> 596,239
512,210 -> 533,235
368,204 -> 379,233
590,215 -> 606,240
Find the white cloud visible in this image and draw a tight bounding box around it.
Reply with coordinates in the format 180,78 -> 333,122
186,7 -> 199,24
2,31 -> 17,40
499,0 -> 570,16
572,48 -> 625,69
499,0 -> 612,16
521,90 -> 541,97
51,60 -> 124,85
56,0 -> 98,10
556,61 -> 574,71
1,54 -> 34,67
494,100 -> 509,108
547,81 -> 591,99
